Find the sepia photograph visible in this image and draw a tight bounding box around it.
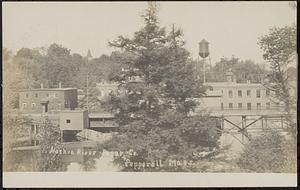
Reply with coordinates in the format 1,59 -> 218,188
2,1 -> 297,187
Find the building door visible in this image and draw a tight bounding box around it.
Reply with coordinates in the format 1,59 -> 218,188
42,103 -> 48,113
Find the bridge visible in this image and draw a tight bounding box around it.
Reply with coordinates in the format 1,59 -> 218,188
12,107 -> 295,149
203,108 -> 294,145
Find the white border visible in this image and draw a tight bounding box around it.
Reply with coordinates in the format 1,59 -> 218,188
3,172 -> 297,187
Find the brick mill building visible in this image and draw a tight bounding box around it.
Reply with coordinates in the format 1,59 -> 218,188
19,83 -> 78,114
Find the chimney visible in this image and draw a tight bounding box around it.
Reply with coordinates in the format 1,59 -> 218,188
41,83 -> 44,89
226,69 -> 234,83
59,82 -> 62,88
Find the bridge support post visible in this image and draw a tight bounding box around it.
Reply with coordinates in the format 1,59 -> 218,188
35,124 -> 38,146
241,116 -> 246,143
221,116 -> 224,130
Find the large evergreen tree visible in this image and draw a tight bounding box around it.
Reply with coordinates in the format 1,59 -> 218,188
105,3 -> 221,171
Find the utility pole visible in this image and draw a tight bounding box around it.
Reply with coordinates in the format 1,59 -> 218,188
86,72 -> 89,113
197,55 -> 200,80
203,57 -> 206,83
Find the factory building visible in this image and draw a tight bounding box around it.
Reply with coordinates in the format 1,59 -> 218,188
96,81 -> 119,100
19,83 -> 78,114
197,70 -> 283,115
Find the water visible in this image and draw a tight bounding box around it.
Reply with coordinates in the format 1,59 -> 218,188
66,149 -> 122,171
6,116 -> 289,172
5,141 -> 122,172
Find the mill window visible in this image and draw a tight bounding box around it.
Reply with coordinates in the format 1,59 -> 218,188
266,102 -> 270,109
228,90 -> 233,98
257,103 -> 261,110
238,90 -> 242,98
238,103 -> 242,109
256,89 -> 261,98
247,103 -> 251,110
247,90 -> 251,97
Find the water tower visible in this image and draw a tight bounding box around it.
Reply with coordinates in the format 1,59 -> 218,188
198,39 -> 210,83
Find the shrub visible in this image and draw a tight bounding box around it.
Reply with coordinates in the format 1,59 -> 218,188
237,129 -> 295,173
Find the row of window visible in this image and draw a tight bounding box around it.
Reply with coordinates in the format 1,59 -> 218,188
221,102 -> 273,110
21,103 -> 62,109
22,103 -> 36,109
226,89 -> 270,98
25,92 -> 59,98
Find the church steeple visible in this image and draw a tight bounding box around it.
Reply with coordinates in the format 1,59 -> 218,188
86,49 -> 92,61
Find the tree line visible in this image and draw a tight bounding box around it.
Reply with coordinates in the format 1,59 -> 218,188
3,2 -> 296,172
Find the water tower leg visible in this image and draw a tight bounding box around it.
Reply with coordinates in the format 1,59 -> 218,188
203,58 -> 206,83
221,117 -> 224,130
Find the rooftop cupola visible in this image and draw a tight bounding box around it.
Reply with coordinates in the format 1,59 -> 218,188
226,69 -> 235,83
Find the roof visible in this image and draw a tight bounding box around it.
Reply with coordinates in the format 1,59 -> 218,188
16,113 -> 60,119
205,90 -> 222,97
96,82 -> 119,87
205,82 -> 263,88
89,112 -> 114,118
60,109 -> 88,113
19,88 -> 77,92
40,99 -> 49,103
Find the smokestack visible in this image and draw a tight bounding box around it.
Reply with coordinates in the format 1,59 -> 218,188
59,82 -> 62,88
41,83 -> 44,89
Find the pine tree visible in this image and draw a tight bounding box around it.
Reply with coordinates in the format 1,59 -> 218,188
105,3 -> 221,171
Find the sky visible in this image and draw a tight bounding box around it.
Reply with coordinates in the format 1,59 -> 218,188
3,1 -> 296,64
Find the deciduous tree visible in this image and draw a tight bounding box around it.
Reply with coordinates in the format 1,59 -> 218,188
258,25 -> 297,136
40,43 -> 81,88
36,117 -> 67,171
